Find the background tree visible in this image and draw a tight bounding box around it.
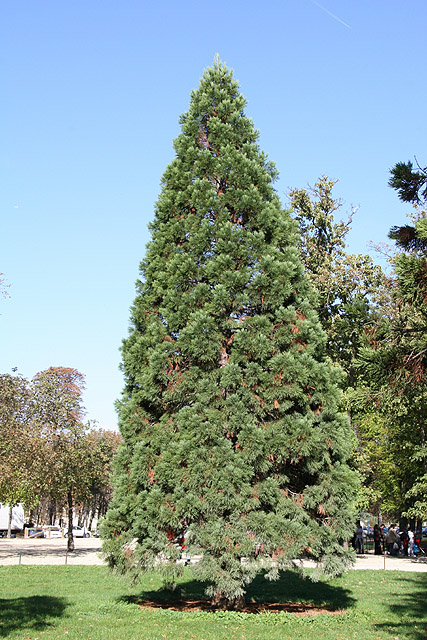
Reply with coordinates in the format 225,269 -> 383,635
289,177 -> 385,389
0,373 -> 48,536
290,178 -> 389,518
31,367 -> 92,551
388,159 -> 427,205
103,59 -> 357,608
80,428 -> 122,531
356,158 -> 427,523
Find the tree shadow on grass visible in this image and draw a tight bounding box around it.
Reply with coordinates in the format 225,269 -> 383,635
120,569 -> 355,613
246,570 -> 355,609
0,595 -> 67,638
374,574 -> 427,640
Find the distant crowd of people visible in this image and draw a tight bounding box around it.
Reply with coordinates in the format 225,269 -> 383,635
353,521 -> 423,556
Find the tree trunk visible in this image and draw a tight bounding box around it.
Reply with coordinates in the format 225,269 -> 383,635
48,500 -> 56,525
211,591 -> 245,610
7,505 -> 13,539
420,413 -> 427,473
88,498 -> 96,532
67,490 -> 74,552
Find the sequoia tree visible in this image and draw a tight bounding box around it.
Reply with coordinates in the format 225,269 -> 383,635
103,59 -> 356,607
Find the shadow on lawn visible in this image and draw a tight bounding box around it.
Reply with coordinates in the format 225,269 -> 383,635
120,570 -> 355,613
0,595 -> 67,638
375,574 -> 427,640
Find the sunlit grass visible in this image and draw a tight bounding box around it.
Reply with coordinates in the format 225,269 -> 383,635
0,565 -> 426,639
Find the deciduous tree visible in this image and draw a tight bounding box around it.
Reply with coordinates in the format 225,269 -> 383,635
0,373 -> 47,536
290,177 -> 384,388
32,367 -> 92,551
357,159 -> 427,522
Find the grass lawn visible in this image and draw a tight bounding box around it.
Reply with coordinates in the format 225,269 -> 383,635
0,565 -> 426,640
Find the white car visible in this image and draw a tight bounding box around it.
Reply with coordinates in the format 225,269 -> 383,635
64,525 -> 90,538
43,526 -> 63,538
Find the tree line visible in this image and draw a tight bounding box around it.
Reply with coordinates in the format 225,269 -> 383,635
0,366 -> 121,549
291,169 -> 427,526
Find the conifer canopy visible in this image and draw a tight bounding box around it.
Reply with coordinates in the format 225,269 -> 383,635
103,59 -> 356,607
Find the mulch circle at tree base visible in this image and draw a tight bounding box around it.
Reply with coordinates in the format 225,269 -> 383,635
136,598 -> 345,616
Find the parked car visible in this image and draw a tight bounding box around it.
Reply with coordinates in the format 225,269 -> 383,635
64,525 -> 90,538
43,526 -> 63,538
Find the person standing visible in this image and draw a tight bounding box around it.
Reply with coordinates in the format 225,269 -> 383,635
407,526 -> 415,557
400,528 -> 409,556
355,522 -> 364,554
374,524 -> 383,555
385,524 -> 400,556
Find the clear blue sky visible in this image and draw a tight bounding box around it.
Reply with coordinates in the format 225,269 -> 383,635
2,1 -> 426,430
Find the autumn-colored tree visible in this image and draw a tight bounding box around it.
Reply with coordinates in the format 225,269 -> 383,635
31,367 -> 92,551
0,373 -> 48,536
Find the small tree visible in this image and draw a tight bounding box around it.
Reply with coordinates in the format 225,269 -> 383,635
104,59 -> 357,608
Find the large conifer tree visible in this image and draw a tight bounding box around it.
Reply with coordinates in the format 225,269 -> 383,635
103,59 -> 356,607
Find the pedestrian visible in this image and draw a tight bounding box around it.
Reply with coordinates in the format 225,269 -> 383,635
373,524 -> 383,555
400,528 -> 409,556
407,526 -> 414,557
385,524 -> 400,556
355,521 -> 364,554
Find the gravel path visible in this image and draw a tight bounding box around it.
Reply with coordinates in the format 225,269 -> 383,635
1,537 -> 427,571
0,537 -> 104,566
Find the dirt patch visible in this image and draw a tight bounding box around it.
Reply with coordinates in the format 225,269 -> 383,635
137,598 -> 345,616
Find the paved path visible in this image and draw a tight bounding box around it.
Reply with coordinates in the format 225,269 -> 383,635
1,537 -> 426,571
0,537 -> 104,566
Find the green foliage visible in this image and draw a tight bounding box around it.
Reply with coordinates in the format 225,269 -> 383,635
290,177 -> 385,388
388,159 -> 427,204
354,163 -> 427,521
0,373 -> 47,508
0,367 -> 119,543
104,60 -> 357,606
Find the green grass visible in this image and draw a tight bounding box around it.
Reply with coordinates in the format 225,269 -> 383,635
0,565 -> 426,640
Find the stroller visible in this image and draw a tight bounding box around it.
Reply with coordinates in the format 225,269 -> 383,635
413,536 -> 425,557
